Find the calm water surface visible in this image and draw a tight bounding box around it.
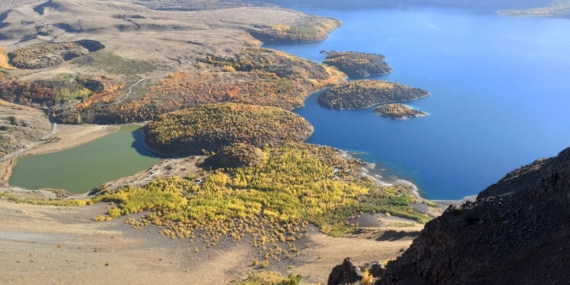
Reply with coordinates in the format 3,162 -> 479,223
265,3 -> 570,199
9,125 -> 161,193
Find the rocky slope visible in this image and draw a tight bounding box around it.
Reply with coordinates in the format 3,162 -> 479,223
0,100 -> 52,158
341,146 -> 570,285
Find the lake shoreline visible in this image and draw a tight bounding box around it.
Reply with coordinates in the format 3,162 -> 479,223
0,124 -> 124,193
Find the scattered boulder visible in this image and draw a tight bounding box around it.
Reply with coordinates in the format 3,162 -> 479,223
328,258 -> 363,285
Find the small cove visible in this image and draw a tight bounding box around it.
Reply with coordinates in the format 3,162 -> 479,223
8,125 -> 161,194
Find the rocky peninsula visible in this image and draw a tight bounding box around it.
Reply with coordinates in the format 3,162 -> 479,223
318,80 -> 429,110
374,103 -> 428,120
323,51 -> 393,78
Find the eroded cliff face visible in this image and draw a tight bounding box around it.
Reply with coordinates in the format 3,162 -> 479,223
375,147 -> 570,285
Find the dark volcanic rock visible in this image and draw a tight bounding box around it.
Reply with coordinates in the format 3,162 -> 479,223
375,147 -> 570,285
328,258 -> 364,285
323,51 -> 393,78
328,258 -> 387,285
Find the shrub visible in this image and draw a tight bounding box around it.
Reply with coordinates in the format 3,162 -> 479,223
361,272 -> 373,285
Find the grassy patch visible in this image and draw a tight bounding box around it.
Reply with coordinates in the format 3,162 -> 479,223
72,51 -> 170,78
0,192 -> 92,207
0,45 -> 15,70
425,201 -> 439,208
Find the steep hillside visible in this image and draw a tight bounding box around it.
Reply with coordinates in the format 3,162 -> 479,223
0,100 -> 51,158
371,147 -> 570,285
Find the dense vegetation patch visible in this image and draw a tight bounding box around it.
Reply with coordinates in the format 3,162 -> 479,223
0,45 -> 15,70
0,75 -> 123,107
323,51 -> 393,78
209,143 -> 265,168
94,143 -> 428,260
144,103 -> 313,156
318,80 -> 429,110
248,16 -> 342,43
374,104 -> 428,120
8,41 -> 104,69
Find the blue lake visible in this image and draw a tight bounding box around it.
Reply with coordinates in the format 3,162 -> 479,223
265,3 -> 570,200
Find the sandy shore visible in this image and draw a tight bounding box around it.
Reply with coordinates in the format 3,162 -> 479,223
0,124 -> 120,186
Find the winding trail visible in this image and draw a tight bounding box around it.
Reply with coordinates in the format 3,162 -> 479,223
96,76 -> 160,108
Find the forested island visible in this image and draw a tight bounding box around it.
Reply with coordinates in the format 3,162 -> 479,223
143,103 -> 314,156
374,103 -> 428,120
318,80 -> 429,110
323,51 -> 393,78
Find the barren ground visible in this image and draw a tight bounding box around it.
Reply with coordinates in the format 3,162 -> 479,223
0,199 -> 424,284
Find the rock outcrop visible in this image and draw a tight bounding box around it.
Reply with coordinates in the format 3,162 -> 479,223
328,258 -> 386,285
371,147 -> 570,285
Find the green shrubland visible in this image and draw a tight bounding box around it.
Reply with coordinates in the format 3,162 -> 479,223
93,143 -> 429,259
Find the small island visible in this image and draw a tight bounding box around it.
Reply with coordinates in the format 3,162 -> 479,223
144,103 -> 314,156
323,51 -> 393,78
374,104 -> 428,120
318,80 -> 429,110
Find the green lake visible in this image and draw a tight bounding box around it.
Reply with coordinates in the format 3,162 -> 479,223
9,125 -> 162,194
